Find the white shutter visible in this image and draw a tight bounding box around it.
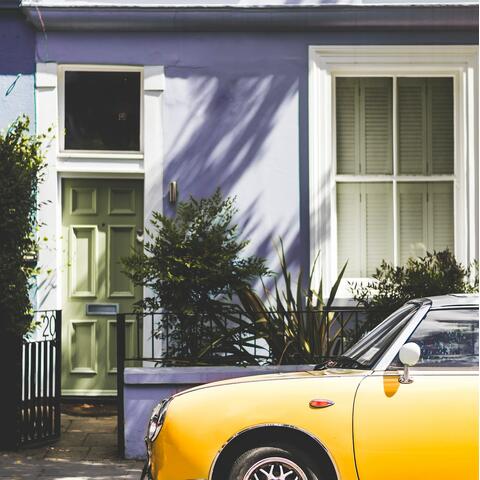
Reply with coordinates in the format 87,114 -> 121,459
398,182 -> 454,264
398,183 -> 428,265
398,78 -> 427,175
429,182 -> 454,252
365,183 -> 393,275
336,77 -> 392,175
362,78 -> 393,174
336,78 -> 358,175
430,78 -> 454,175
398,77 -> 454,175
337,183 -> 393,277
337,183 -> 362,277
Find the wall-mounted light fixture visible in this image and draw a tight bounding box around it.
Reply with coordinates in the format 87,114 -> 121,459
169,181 -> 178,204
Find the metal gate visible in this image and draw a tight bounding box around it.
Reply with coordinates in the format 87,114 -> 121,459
19,310 -> 62,447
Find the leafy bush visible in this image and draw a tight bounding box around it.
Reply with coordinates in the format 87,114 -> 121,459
214,240 -> 349,364
0,117 -> 46,335
122,189 -> 269,363
351,249 -> 479,332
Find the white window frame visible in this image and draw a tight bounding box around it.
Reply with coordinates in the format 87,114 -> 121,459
308,45 -> 478,298
57,64 -> 145,159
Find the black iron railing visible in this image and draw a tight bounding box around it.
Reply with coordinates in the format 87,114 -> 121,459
117,308 -> 365,366
19,310 -> 62,448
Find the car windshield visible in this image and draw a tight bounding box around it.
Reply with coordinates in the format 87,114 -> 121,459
315,303 -> 420,370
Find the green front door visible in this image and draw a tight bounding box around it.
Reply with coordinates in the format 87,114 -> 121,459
62,179 -> 143,396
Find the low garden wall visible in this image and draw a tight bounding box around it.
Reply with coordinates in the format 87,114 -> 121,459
123,365 -> 312,459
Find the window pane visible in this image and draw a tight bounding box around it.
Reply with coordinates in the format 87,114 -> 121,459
398,182 -> 454,265
398,77 -> 453,175
398,78 -> 426,174
337,182 -> 393,277
430,78 -> 454,174
336,78 -> 358,175
345,304 -> 418,368
337,183 -> 362,276
363,78 -> 393,174
393,309 -> 479,369
65,71 -> 141,151
365,183 -> 393,274
398,182 -> 427,263
336,77 -> 392,175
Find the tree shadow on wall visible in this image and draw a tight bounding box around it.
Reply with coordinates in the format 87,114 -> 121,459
161,69 -> 305,279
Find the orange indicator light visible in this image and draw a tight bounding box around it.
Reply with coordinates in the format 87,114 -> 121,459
309,399 -> 335,409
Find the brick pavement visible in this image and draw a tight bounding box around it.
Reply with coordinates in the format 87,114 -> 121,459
0,414 -> 144,479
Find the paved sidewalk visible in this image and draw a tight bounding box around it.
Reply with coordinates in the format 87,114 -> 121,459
0,414 -> 144,479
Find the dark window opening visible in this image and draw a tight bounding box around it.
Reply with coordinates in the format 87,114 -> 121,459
65,71 -> 141,151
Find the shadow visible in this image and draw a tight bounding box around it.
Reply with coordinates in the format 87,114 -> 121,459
0,453 -> 142,479
0,11 -> 35,75
160,67 -> 305,282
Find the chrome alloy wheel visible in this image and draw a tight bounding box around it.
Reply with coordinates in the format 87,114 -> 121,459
243,456 -> 309,480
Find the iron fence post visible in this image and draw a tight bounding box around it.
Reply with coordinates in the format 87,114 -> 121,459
116,313 -> 126,457
55,310 -> 62,439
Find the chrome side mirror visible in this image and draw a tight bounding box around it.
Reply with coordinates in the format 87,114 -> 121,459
398,342 -> 421,384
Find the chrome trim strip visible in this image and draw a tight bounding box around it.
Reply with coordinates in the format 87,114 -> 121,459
208,423 -> 341,480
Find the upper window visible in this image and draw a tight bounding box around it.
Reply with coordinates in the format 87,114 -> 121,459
391,308 -> 479,369
336,77 -> 454,278
64,71 -> 141,152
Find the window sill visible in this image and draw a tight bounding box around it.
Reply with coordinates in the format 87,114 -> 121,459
58,151 -> 144,160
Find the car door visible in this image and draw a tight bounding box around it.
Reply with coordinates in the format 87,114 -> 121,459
353,307 -> 479,480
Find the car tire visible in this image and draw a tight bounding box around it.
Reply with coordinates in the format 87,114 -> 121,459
228,445 -> 321,480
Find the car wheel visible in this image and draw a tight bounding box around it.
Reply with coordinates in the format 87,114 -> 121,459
228,446 -> 321,480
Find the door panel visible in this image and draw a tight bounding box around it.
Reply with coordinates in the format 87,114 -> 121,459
108,225 -> 135,297
71,187 -> 97,215
70,226 -> 97,297
354,372 -> 478,480
70,320 -> 97,374
62,178 -> 143,396
107,319 -> 137,373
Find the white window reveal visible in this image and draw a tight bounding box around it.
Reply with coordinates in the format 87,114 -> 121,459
308,46 -> 478,297
335,76 -> 455,278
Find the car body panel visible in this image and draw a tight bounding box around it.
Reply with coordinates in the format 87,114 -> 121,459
150,372 -> 367,480
354,370 -> 479,480
147,295 -> 479,480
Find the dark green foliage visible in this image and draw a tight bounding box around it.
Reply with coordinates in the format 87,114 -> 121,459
351,249 -> 479,332
122,189 -> 269,363
0,117 -> 46,335
210,240 -> 349,365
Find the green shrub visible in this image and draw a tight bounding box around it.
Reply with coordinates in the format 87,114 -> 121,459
122,189 -> 269,363
214,240 -> 349,364
0,117 -> 46,335
351,249 -> 478,332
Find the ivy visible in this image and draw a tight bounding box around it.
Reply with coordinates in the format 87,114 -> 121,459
0,117 -> 47,335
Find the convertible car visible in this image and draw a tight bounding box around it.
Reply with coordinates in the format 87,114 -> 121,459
143,294 -> 479,480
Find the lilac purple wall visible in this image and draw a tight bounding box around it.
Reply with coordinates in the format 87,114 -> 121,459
35,29 -> 477,274
0,10 -> 36,130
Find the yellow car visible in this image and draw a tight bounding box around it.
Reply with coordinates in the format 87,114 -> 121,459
143,294 -> 478,480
